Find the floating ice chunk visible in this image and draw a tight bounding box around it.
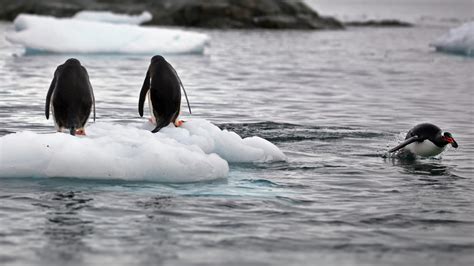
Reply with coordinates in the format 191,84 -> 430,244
430,21 -> 474,56
6,14 -> 209,55
149,119 -> 287,163
0,128 -> 228,182
0,120 -> 286,182
72,11 -> 152,25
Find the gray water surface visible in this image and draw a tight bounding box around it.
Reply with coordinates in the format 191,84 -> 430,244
0,10 -> 473,266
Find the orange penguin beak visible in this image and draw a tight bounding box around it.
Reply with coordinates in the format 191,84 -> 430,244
443,136 -> 458,148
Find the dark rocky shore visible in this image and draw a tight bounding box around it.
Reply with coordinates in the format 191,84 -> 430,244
345,19 -> 413,27
0,0 -> 343,29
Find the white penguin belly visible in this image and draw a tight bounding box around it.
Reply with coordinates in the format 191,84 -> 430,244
147,91 -> 152,114
405,140 -> 446,157
147,91 -> 157,124
51,104 -> 60,131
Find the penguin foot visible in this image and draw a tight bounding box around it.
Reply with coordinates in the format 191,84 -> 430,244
75,128 -> 86,136
148,117 -> 156,124
174,120 -> 185,127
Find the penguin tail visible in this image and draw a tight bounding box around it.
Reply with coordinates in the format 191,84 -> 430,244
151,119 -> 170,133
151,125 -> 165,133
67,110 -> 76,136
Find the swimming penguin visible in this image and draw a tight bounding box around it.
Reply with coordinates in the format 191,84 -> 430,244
45,58 -> 95,136
138,55 -> 191,133
389,123 -> 458,157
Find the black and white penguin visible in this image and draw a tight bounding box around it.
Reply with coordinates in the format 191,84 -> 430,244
45,58 -> 95,136
389,123 -> 458,157
138,55 -> 191,133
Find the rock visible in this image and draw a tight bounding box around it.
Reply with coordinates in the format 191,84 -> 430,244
0,0 -> 84,20
0,0 -> 343,29
344,19 -> 413,27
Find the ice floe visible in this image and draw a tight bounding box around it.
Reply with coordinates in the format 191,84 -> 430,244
0,119 -> 286,182
72,11 -> 152,25
6,14 -> 209,54
431,21 -> 474,56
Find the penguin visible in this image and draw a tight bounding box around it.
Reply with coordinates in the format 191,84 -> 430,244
389,123 -> 458,157
45,58 -> 95,136
138,55 -> 191,133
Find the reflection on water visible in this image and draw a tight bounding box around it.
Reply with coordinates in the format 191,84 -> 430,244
387,156 -> 454,176
401,161 -> 451,176
36,192 -> 93,264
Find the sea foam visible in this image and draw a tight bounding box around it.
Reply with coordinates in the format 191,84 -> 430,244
72,11 -> 152,25
0,119 -> 286,182
431,21 -> 474,56
6,14 -> 209,55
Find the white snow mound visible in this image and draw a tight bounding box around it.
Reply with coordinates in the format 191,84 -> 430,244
72,11 -> 152,25
431,21 -> 474,56
6,14 -> 209,54
0,119 -> 286,182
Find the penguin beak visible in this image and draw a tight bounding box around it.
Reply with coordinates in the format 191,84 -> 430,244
451,139 -> 458,148
443,136 -> 458,148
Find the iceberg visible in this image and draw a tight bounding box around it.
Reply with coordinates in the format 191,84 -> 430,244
0,119 -> 286,182
5,14 -> 209,55
430,21 -> 474,56
72,11 -> 152,25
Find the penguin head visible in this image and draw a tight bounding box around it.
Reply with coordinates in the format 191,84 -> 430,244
440,132 -> 458,148
151,55 -> 166,64
150,55 -> 169,73
64,58 -> 81,65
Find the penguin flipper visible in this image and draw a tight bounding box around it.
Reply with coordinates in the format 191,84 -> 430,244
45,75 -> 57,119
138,70 -> 150,117
85,68 -> 96,122
389,136 -> 424,153
167,62 -> 192,115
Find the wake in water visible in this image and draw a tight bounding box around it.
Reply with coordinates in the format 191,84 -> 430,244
0,119 -> 286,182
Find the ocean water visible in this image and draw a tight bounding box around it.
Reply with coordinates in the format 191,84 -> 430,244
1,1 -> 474,265
307,0 -> 474,25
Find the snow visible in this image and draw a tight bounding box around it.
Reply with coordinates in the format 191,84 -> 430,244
6,14 -> 209,55
72,11 -> 152,25
0,119 -> 286,182
431,21 -> 474,56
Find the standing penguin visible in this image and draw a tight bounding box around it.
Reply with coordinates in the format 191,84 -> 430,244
45,58 -> 95,136
389,123 -> 458,157
138,55 -> 191,133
